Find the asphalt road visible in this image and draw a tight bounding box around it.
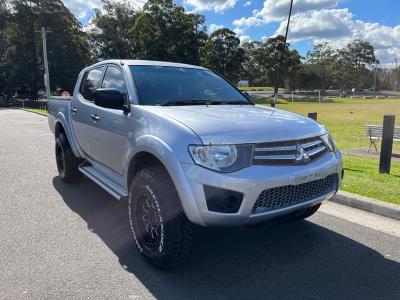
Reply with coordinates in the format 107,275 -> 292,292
1,108 -> 400,300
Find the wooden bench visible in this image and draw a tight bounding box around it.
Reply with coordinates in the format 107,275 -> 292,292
365,125 -> 400,152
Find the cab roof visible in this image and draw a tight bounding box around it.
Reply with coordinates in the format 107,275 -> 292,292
89,59 -> 207,70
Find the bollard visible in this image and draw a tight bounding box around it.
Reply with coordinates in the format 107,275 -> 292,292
379,115 -> 396,174
308,112 -> 317,121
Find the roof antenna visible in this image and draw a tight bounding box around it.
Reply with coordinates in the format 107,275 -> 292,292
271,0 -> 294,108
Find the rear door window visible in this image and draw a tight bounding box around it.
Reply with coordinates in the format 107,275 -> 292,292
80,66 -> 105,101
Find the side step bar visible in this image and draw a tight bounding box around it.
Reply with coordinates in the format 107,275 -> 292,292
79,165 -> 128,201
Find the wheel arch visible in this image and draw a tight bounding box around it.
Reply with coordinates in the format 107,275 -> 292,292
54,112 -> 82,158
124,136 -> 204,226
127,151 -> 168,189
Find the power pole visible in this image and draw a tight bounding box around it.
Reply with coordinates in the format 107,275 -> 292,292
36,27 -> 52,100
271,0 -> 294,107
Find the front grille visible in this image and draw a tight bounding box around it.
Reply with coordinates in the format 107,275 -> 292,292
252,174 -> 337,214
252,136 -> 328,165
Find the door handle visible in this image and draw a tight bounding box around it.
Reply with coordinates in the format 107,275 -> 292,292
71,107 -> 78,113
90,114 -> 100,121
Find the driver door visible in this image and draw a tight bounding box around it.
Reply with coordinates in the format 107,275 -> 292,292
85,65 -> 130,175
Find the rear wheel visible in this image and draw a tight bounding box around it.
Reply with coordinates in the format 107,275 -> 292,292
55,133 -> 83,183
286,204 -> 321,221
128,166 -> 196,270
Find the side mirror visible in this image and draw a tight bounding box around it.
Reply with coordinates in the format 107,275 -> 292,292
243,91 -> 250,98
93,88 -> 129,112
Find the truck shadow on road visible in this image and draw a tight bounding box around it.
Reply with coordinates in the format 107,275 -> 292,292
53,176 -> 400,300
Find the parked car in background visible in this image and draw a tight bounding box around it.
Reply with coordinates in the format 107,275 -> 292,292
48,60 -> 343,269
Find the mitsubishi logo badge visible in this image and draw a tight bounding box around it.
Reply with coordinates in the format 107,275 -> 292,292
296,144 -> 310,163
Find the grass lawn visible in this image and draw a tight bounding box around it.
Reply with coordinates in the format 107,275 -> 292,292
239,86 -> 274,91
24,108 -> 48,115
257,97 -> 400,204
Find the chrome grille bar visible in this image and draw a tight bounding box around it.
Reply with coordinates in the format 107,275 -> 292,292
306,145 -> 326,157
252,136 -> 328,165
301,140 -> 322,149
254,145 -> 297,152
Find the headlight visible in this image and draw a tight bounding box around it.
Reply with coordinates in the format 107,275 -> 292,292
321,133 -> 337,152
188,144 -> 253,172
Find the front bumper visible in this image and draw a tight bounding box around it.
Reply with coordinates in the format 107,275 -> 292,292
178,151 -> 343,226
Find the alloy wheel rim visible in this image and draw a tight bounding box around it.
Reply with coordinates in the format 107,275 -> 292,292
137,194 -> 162,252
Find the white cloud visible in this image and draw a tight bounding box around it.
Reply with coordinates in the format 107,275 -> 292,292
275,8 -> 352,41
62,0 -> 144,19
233,0 -> 400,67
62,0 -> 100,18
233,0 -> 341,28
274,8 -> 400,66
239,34 -> 251,44
243,1 -> 252,7
257,0 -> 340,23
233,16 -> 262,27
208,23 -> 224,34
186,0 -> 239,13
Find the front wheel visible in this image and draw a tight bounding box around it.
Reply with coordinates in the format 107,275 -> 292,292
55,133 -> 83,183
128,166 -> 196,270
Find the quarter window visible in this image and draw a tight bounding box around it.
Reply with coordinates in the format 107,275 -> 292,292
80,67 -> 105,101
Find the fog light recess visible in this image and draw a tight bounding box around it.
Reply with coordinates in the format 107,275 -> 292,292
203,185 -> 243,213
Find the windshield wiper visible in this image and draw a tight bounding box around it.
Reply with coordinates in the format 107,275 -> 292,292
222,101 -> 253,105
156,99 -> 252,106
157,99 -> 218,106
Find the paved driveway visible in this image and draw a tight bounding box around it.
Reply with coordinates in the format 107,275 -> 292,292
1,109 -> 400,299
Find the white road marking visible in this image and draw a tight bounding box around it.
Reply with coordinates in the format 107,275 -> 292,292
320,201 -> 400,238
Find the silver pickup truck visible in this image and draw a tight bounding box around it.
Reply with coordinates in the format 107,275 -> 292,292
48,60 -> 343,269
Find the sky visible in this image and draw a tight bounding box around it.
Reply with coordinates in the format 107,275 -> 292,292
62,0 -> 400,67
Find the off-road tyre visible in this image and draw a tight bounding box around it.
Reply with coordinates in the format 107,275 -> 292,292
128,166 -> 196,270
55,133 -> 83,183
286,203 -> 321,221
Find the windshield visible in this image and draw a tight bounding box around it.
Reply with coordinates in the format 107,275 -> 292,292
129,65 -> 251,106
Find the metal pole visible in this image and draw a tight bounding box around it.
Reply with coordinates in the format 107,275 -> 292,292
41,27 -> 51,100
308,112 -> 317,121
271,0 -> 293,107
374,63 -> 377,91
395,58 -> 398,93
318,90 -> 321,103
379,115 -> 395,174
291,91 -> 294,102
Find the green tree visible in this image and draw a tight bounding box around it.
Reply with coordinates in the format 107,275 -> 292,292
262,35 -> 301,93
0,0 -> 10,94
241,41 -> 269,86
201,28 -> 245,82
131,0 -> 207,64
340,39 -> 378,89
4,0 -> 91,98
306,43 -> 336,89
90,0 -> 138,60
